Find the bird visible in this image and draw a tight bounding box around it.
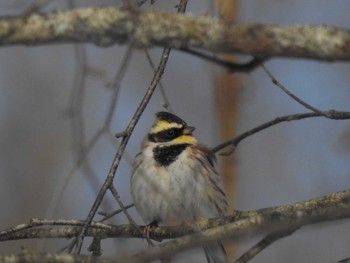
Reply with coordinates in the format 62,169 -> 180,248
131,111 -> 229,263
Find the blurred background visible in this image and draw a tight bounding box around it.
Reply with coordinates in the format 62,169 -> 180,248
0,0 -> 350,262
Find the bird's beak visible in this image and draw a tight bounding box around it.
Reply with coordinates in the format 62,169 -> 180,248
183,126 -> 195,135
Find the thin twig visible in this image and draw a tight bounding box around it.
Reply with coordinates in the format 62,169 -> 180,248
261,63 -> 328,116
333,257 -> 350,263
180,48 -> 265,72
73,46 -> 134,253
109,185 -> 153,246
45,0 -> 101,230
109,186 -> 137,226
104,46 -> 134,126
98,204 -> 135,222
212,110 -> 350,154
144,49 -> 173,111
45,0 -> 107,219
46,127 -> 104,218
74,0 -> 188,254
69,1 -> 136,250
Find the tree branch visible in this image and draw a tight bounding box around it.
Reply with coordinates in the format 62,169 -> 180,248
0,251 -> 115,263
1,189 -> 350,263
234,228 -> 298,263
1,7 -> 350,61
212,110 -> 350,154
72,0 -> 188,254
118,189 -> 350,263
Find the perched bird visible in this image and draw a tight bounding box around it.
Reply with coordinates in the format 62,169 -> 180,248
131,111 -> 228,263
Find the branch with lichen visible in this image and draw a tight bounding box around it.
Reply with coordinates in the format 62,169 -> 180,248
0,7 -> 350,61
1,188 -> 350,262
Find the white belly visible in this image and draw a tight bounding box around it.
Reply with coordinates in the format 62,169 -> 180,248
131,144 -> 225,225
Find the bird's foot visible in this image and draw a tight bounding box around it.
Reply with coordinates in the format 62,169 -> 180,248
144,220 -> 158,239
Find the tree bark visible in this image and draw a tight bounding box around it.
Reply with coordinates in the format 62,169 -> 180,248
0,7 -> 349,61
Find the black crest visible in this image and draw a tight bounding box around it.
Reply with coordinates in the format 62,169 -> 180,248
156,112 -> 187,126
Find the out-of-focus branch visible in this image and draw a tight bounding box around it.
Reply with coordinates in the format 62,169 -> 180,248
1,7 -> 350,61
234,228 -> 298,263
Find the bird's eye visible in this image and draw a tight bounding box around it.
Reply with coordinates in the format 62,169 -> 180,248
153,128 -> 181,142
166,129 -> 175,137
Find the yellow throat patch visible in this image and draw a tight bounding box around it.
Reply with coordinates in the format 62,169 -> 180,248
172,134 -> 197,144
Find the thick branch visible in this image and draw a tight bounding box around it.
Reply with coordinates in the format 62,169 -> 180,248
120,189 -> 350,263
0,7 -> 350,60
1,189 -> 350,243
2,189 -> 349,262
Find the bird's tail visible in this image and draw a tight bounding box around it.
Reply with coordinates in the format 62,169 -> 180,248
203,241 -> 229,263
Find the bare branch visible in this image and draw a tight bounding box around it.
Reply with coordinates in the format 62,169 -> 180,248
118,189 -> 350,263
0,8 -> 350,61
1,189 -> 350,262
261,64 -> 327,116
98,204 -> 134,222
334,257 -> 350,263
212,110 -> 350,154
180,48 -> 265,72
73,0 -> 189,254
108,187 -> 134,224
0,251 -> 115,263
234,229 -> 298,263
0,188 -> 349,261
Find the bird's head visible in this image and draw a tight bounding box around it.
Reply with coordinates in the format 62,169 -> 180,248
148,112 -> 197,144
